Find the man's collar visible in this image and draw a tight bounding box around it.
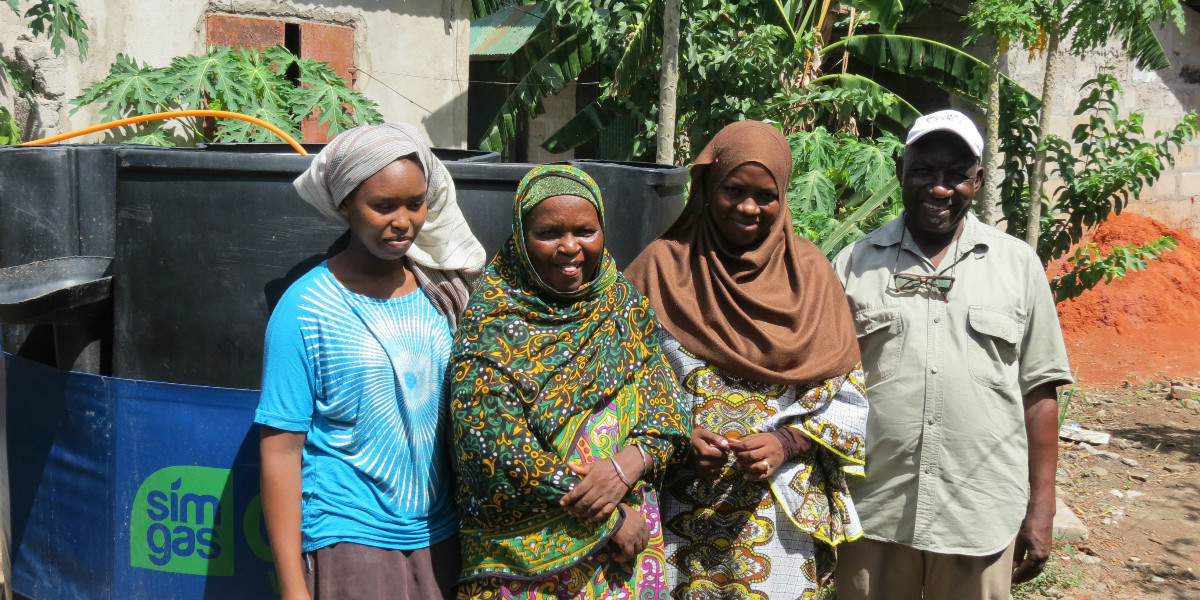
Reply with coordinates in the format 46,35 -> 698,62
868,211 -> 988,256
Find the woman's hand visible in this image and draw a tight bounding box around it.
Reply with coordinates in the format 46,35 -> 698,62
688,428 -> 730,481
728,433 -> 785,481
608,503 -> 649,562
560,447 -> 645,522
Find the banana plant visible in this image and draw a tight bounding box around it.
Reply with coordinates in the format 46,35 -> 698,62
480,0 -> 920,158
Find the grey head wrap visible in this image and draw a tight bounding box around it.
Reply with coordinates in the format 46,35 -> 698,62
293,122 -> 486,274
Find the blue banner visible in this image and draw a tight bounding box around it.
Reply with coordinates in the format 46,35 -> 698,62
6,354 -> 278,599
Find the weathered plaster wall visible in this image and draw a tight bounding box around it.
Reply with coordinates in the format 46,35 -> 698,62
0,0 -> 470,146
897,6 -> 1200,238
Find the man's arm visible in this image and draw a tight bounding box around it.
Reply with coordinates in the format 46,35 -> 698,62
1012,382 -> 1058,584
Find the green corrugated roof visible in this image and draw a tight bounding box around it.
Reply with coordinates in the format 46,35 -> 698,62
470,2 -> 548,57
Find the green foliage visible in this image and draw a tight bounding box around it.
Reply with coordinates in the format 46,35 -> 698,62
773,0 -> 904,37
997,81 -> 1041,239
1050,236 -> 1178,303
963,0 -> 1041,47
470,0 -> 511,19
541,100 -> 617,153
477,0 -> 802,160
1066,0 -> 1184,71
0,106 -> 20,144
1057,372 -> 1080,433
763,75 -> 919,137
831,34 -> 1040,109
1011,538 -> 1084,599
24,0 -> 89,57
0,54 -> 33,99
851,0 -> 905,33
1,0 -> 88,121
71,45 -> 382,145
816,176 -> 900,256
1038,72 -> 1198,261
73,53 -> 166,121
485,1 -> 923,161
479,27 -> 596,152
611,0 -> 662,98
671,2 -> 795,158
784,127 -> 904,255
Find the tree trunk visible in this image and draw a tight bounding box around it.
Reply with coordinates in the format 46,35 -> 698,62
979,38 -> 1006,227
656,0 -> 681,165
1025,27 -> 1062,255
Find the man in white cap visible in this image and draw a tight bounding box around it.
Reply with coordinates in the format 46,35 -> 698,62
832,110 -> 1072,599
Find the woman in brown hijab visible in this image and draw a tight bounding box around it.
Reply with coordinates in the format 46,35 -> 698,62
624,120 -> 869,599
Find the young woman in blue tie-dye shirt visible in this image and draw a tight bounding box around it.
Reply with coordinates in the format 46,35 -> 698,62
255,124 -> 485,600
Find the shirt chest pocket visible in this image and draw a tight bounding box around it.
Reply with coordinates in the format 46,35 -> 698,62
966,306 -> 1024,389
853,307 -> 903,382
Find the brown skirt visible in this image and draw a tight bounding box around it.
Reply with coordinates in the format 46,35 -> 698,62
304,535 -> 460,600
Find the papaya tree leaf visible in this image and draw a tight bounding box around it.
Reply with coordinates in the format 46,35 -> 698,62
124,126 -> 173,146
790,170 -> 837,215
293,57 -> 383,136
24,0 -> 89,57
166,46 -> 245,110
1,56 -> 34,99
70,53 -> 168,120
843,139 -> 897,196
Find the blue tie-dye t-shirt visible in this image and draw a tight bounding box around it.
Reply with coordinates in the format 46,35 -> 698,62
255,262 -> 457,552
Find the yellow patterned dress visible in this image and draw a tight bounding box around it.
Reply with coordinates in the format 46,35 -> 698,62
659,333 -> 868,600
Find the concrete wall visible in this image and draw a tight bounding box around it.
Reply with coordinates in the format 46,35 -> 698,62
0,0 -> 470,147
525,83 -> 577,163
897,5 -> 1200,238
1004,9 -> 1200,238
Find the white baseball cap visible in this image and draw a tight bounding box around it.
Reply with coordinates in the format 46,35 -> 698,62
906,109 -> 984,158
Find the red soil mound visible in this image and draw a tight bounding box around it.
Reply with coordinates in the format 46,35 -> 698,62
1050,212 -> 1200,386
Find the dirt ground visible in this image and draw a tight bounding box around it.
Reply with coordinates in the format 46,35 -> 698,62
1017,380 -> 1200,600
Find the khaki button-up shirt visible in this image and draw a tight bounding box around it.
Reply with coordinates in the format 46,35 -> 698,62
833,212 -> 1072,556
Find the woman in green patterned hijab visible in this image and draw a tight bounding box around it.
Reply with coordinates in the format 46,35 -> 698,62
450,165 -> 689,599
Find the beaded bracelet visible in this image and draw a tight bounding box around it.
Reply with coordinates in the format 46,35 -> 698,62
610,455 -> 632,488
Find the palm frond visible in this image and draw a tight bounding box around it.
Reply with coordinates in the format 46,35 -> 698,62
818,176 -> 899,257
479,29 -> 596,152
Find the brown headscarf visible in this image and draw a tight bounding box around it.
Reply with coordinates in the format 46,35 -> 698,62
624,120 -> 860,386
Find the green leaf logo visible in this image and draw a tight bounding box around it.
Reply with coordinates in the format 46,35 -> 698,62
130,466 -> 234,575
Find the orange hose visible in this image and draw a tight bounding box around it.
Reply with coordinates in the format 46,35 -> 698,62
20,109 -> 309,156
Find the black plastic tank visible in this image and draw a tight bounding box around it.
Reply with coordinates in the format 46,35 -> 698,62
0,144 -> 686,600
109,149 -> 685,388
0,144 -> 686,387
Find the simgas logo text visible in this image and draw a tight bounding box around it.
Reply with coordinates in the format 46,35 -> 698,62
130,466 -> 234,575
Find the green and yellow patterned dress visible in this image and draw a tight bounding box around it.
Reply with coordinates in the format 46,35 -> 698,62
660,333 -> 868,600
450,165 -> 690,599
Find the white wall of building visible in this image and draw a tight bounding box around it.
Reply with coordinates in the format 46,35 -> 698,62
0,0 -> 470,147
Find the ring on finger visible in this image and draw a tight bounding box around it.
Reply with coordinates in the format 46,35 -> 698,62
761,459 -> 770,471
